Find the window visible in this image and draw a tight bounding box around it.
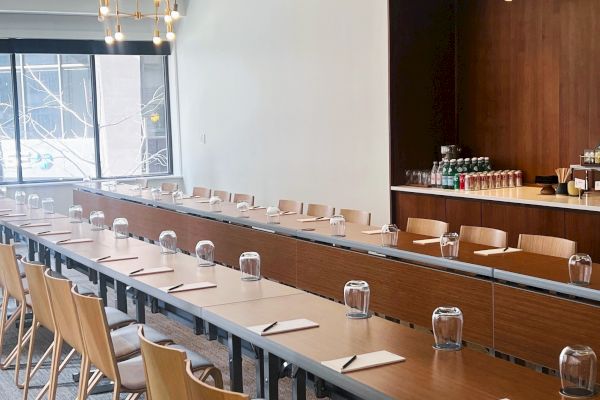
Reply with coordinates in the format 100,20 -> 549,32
95,55 -> 170,177
0,51 -> 172,183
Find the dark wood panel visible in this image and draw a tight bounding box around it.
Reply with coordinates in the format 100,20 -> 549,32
495,284 -> 600,379
445,197 -> 481,233
564,209 -> 600,261
389,0 -> 456,184
393,192 -> 447,231
296,240 -> 493,347
481,201 -> 564,248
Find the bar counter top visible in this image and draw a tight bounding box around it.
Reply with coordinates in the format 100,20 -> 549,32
391,184 -> 600,212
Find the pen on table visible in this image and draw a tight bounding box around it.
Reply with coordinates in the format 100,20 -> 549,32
167,283 -> 184,292
262,321 -> 278,333
502,246 -> 509,252
95,255 -> 111,262
341,355 -> 357,371
56,238 -> 70,244
128,268 -> 144,276
37,231 -> 50,235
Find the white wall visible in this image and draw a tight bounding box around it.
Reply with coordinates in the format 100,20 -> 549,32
174,0 -> 390,225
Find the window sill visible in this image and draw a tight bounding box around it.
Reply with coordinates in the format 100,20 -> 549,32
2,175 -> 183,189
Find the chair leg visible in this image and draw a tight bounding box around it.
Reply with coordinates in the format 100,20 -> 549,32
124,392 -> 141,400
199,366 -> 224,389
111,386 -> 120,400
37,345 -> 76,400
22,318 -> 39,400
77,355 -> 90,400
46,336 -> 63,400
14,306 -> 28,387
86,369 -> 104,397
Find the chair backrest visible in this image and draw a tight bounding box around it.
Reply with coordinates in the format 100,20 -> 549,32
161,182 -> 179,193
232,193 -> 254,206
138,326 -> 189,400
0,243 -> 26,303
22,262 -> 54,332
278,199 -> 303,214
192,186 -> 211,198
43,270 -> 87,355
406,218 -> 449,237
517,234 -> 577,258
459,226 -> 507,248
71,287 -> 120,385
212,190 -> 230,202
306,203 -> 334,218
185,360 -> 248,400
339,208 -> 371,225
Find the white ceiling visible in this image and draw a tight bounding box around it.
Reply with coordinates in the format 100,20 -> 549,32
0,0 -> 188,17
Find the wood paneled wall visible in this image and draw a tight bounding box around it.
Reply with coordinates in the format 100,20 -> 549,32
457,0 -> 600,182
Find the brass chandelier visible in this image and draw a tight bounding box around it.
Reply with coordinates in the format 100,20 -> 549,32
98,0 -> 180,45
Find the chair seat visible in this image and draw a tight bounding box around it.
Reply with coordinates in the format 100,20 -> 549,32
112,324 -> 172,360
105,307 -> 136,329
168,344 -> 214,370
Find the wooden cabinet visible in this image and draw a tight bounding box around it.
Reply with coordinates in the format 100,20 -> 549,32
445,197 -> 481,233
565,210 -> 600,261
393,192 -> 446,230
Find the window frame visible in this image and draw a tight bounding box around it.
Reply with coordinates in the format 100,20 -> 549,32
0,47 -> 173,184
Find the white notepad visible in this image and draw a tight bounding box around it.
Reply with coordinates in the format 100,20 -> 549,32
297,217 -> 330,222
195,199 -> 210,203
1,213 -> 27,217
412,238 -> 440,245
248,319 -> 319,336
129,266 -> 174,276
56,238 -> 93,245
474,247 -> 523,256
37,230 -> 71,236
361,229 -> 383,235
160,282 -> 217,293
322,350 -> 405,374
20,222 -> 52,228
95,255 -> 139,263
279,211 -> 297,216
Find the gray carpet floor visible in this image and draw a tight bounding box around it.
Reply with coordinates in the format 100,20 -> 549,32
0,246 -> 326,399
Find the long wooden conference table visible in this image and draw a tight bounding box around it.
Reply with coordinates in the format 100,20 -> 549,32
0,185 -> 589,398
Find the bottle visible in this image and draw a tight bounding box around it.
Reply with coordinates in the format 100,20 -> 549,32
441,160 -> 449,189
463,158 -> 471,173
446,159 -> 456,189
477,157 -> 485,172
454,159 -> 464,190
484,156 -> 492,171
431,161 -> 438,188
436,161 -> 444,188
471,157 -> 479,172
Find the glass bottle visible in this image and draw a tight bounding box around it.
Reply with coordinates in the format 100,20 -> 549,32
436,161 -> 444,188
441,161 -> 449,189
471,157 -> 479,172
431,161 -> 438,188
477,157 -> 485,172
454,159 -> 464,190
446,159 -> 456,189
463,158 -> 471,173
484,156 -> 492,171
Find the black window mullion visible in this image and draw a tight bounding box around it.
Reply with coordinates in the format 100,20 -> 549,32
90,55 -> 102,179
10,54 -> 23,183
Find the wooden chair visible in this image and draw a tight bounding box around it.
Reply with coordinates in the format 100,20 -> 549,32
518,234 -> 577,258
186,360 -> 249,400
278,199 -> 303,214
161,182 -> 179,193
406,218 -> 449,237
0,243 -> 32,388
192,186 -> 211,198
232,193 -> 255,206
212,190 -> 230,202
459,226 -> 507,248
138,326 -> 223,400
339,208 -> 371,225
306,203 -> 334,218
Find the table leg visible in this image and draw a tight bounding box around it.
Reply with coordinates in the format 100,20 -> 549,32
116,281 -> 127,313
255,347 -> 265,399
28,239 -> 35,261
54,251 -> 62,274
44,247 -> 51,267
205,322 -> 217,341
292,367 -> 306,400
227,333 -> 243,393
99,274 -> 108,306
263,352 -> 280,400
194,317 -> 204,335
135,290 -> 146,323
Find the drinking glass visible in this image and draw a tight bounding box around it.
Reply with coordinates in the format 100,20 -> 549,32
107,180 -> 117,192
432,306 -> 463,351
569,253 -> 593,286
159,230 -> 178,254
69,205 -> 83,223
41,198 -> 54,214
0,186 -> 7,198
27,194 -> 40,209
239,252 -> 261,281
113,218 -> 129,239
209,196 -> 222,213
82,176 -> 91,185
130,184 -> 142,196
344,280 -> 370,319
266,207 -> 280,224
440,232 -> 459,259
405,170 -> 412,184
237,201 -> 250,218
151,187 -> 161,201
15,191 -> 26,205
90,211 -> 105,231
195,240 -> 215,266
172,190 -> 183,205
560,345 -> 597,398
381,224 -> 399,247
330,215 -> 346,237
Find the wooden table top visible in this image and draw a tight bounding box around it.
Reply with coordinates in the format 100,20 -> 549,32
204,293 -> 562,400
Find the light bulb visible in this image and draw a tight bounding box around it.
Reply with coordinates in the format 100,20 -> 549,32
100,5 -> 110,15
164,8 -> 173,23
105,34 -> 115,45
153,33 -> 162,45
171,3 -> 180,20
114,24 -> 124,41
166,31 -> 176,41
